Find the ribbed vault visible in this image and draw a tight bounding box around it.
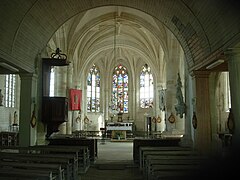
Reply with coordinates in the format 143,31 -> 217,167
0,0 -> 239,73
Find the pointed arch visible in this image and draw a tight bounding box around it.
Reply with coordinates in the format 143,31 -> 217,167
111,64 -> 128,113
87,64 -> 100,112
140,64 -> 154,108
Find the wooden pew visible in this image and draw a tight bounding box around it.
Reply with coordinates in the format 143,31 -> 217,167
139,146 -> 192,169
32,145 -> 90,173
0,143 -> 91,179
148,169 -> 200,180
0,152 -> 72,180
141,149 -> 199,171
144,156 -> 207,179
0,167 -> 56,180
133,138 -> 181,164
0,162 -> 63,180
0,146 -> 77,179
148,164 -> 202,180
47,137 -> 98,163
137,145 -> 201,179
0,145 -> 88,177
29,145 -> 82,175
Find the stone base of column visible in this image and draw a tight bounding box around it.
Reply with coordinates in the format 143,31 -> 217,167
179,134 -> 193,148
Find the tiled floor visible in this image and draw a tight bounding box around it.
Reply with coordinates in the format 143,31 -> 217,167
81,140 -> 144,180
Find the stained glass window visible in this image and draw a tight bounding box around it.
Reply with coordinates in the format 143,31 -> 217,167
140,64 -> 154,108
87,64 -> 100,112
112,64 -> 128,113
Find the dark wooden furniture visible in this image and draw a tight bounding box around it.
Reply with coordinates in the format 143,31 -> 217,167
0,131 -> 19,146
0,145 -> 84,180
42,97 -> 68,138
41,58 -> 70,138
133,138 -> 181,164
31,145 -> 90,174
0,152 -> 68,180
0,168 -> 56,180
47,137 -> 98,163
42,97 -> 68,123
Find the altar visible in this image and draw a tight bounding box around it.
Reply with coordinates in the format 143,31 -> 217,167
106,122 -> 133,140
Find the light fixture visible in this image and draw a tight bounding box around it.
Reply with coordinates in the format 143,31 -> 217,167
0,62 -> 19,72
206,59 -> 224,69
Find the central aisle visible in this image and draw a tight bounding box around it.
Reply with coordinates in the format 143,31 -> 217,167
97,140 -> 133,162
81,140 -> 144,180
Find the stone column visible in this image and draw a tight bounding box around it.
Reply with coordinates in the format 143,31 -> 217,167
157,87 -> 166,132
226,48 -> 240,148
192,71 -> 211,154
72,110 -> 81,131
165,80 -> 176,132
179,74 -> 193,147
66,64 -> 73,134
130,84 -> 135,122
104,88 -> 109,122
19,73 -> 38,146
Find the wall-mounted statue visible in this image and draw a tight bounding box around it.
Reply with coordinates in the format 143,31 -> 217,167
175,73 -> 186,118
159,87 -> 166,111
0,89 -> 3,106
227,108 -> 234,134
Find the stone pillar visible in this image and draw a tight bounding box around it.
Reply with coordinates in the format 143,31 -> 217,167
226,48 -> 240,148
105,89 -> 109,122
131,85 -> 135,122
179,74 -> 193,147
66,64 -> 73,134
19,73 -> 38,146
155,86 -> 165,132
192,71 -> 211,154
72,111 -> 81,131
165,80 -> 176,132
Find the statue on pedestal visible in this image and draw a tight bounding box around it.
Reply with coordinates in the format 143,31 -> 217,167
13,111 -> 18,125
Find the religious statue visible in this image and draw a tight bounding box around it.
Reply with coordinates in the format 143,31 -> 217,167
13,111 -> 18,125
159,88 -> 166,111
0,89 -> 3,106
227,108 -> 234,134
175,73 -> 186,118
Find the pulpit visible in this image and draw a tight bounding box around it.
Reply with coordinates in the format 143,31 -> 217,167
41,49 -> 70,138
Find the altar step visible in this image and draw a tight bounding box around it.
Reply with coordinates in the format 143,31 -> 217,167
110,138 -> 134,142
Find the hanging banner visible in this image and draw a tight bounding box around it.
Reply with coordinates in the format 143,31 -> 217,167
69,89 -> 82,110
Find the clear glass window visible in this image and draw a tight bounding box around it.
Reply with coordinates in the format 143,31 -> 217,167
87,64 -> 100,112
140,64 -> 154,108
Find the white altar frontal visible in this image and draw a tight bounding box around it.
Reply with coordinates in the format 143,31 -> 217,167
106,122 -> 133,140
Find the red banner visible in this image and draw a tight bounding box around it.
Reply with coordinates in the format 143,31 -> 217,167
69,89 -> 82,110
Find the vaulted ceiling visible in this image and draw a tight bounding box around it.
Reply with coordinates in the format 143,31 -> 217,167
46,6 -> 170,80
0,0 -> 239,74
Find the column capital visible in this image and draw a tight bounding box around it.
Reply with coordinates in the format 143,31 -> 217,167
19,73 -> 38,79
225,47 -> 240,59
192,70 -> 210,78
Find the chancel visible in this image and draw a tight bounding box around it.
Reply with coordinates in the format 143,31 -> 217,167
0,1 -> 240,179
